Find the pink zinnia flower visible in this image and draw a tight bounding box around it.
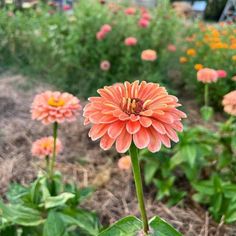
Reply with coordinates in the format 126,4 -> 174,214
197,68 -> 218,83
124,7 -> 136,15
217,70 -> 227,78
96,31 -> 106,40
222,90 -> 236,116
100,60 -> 110,71
124,37 -> 138,46
138,18 -> 149,28
31,91 -> 81,125
83,81 -> 186,153
141,50 -> 157,61
167,44 -> 177,52
142,12 -> 151,21
118,155 -> 131,170
63,5 -> 71,11
101,24 -> 112,33
32,137 -> 62,158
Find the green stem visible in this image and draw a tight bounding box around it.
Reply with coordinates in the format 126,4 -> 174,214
45,155 -> 49,174
129,143 -> 149,234
49,122 -> 58,179
204,84 -> 209,107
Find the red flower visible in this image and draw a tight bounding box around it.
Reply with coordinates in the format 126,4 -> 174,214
124,37 -> 138,46
138,18 -> 149,28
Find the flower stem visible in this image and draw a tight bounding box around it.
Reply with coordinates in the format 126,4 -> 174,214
204,84 -> 209,107
45,155 -> 49,174
129,143 -> 149,234
49,122 -> 58,179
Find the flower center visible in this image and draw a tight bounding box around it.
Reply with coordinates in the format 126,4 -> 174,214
48,97 -> 65,107
122,98 -> 144,115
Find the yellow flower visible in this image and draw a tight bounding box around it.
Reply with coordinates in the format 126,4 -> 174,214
186,48 -> 196,56
232,55 -> 236,61
194,64 -> 203,71
179,57 -> 188,64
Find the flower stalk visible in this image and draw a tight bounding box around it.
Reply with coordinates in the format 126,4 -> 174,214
129,143 -> 149,234
204,84 -> 209,107
49,122 -> 58,178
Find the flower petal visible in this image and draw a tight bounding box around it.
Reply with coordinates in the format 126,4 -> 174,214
100,133 -> 115,150
140,116 -> 152,127
126,120 -> 141,134
108,121 -> 125,139
116,129 -> 132,153
133,126 -> 150,149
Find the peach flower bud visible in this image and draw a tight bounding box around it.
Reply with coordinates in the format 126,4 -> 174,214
118,156 -> 132,170
141,49 -> 157,61
100,60 -> 110,71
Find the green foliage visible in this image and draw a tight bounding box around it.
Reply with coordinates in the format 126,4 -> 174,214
0,0 -> 180,97
0,172 -> 100,236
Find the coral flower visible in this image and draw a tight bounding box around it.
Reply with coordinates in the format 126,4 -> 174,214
167,44 -> 176,52
32,137 -> 62,158
217,70 -> 227,78
179,57 -> 187,64
100,60 -> 110,71
197,68 -> 218,83
141,50 -> 157,61
194,64 -> 203,71
124,37 -> 138,46
222,90 -> 236,116
31,91 -> 81,125
232,76 -> 236,82
83,81 -> 186,153
138,18 -> 149,28
118,155 -> 131,170
101,24 -> 112,33
96,31 -> 106,40
124,7 -> 136,15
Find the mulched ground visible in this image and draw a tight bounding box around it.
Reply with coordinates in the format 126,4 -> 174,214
0,72 -> 235,236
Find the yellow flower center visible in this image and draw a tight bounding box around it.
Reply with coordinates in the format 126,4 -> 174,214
48,97 -> 65,107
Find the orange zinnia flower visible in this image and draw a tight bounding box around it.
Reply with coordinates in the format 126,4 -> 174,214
186,48 -> 196,56
31,91 -> 81,125
179,57 -> 187,64
197,68 -> 218,83
83,81 -> 186,153
141,50 -> 157,61
31,137 -> 62,158
222,91 -> 236,116
194,64 -> 203,71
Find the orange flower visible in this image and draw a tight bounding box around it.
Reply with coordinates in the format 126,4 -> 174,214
31,91 -> 81,125
222,91 -> 236,116
232,55 -> 236,61
186,48 -> 196,56
31,137 -> 62,158
83,81 -> 186,153
141,50 -> 157,61
197,68 -> 218,83
194,64 -> 203,71
179,57 -> 187,64
118,155 -> 131,170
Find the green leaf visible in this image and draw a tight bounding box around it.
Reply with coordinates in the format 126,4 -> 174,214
6,183 -> 28,204
0,225 -> 17,236
181,145 -> 197,168
98,216 -> 142,236
149,216 -> 182,236
170,152 -> 183,169
144,162 -> 158,185
44,192 -> 75,209
0,200 -> 44,226
43,211 -> 65,236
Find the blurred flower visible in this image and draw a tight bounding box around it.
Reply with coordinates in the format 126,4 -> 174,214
101,24 -> 112,33
68,15 -> 77,22
83,81 -> 186,153
118,155 -> 131,170
124,37 -> 137,46
63,5 -> 71,11
222,90 -> 236,116
138,18 -> 149,28
32,137 -> 62,158
124,7 -> 136,15
96,31 -> 106,40
194,64 -> 203,71
179,57 -> 187,64
141,50 -> 157,61
142,12 -> 151,21
197,68 -> 218,83
186,48 -> 196,56
31,91 -> 81,125
217,70 -> 227,78
232,76 -> 236,81
100,60 -> 110,71
7,11 -> 14,17
232,55 -> 236,61
167,44 -> 176,52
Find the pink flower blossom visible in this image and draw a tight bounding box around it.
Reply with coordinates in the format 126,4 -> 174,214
138,18 -> 149,28
101,24 -> 112,33
217,70 -> 227,78
96,31 -> 106,40
124,37 -> 138,46
167,44 -> 177,52
124,7 -> 136,15
100,60 -> 110,71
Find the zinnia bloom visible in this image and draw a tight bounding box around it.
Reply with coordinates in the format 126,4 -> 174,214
142,12 -> 151,21
101,24 -> 112,33
124,7 -> 136,15
197,68 -> 218,83
118,155 -> 131,170
100,60 -> 110,71
32,137 -> 62,158
96,31 -> 106,40
194,64 -> 203,71
141,50 -> 157,61
186,48 -> 196,56
83,81 -> 186,153
179,57 -> 187,64
138,18 -> 149,28
31,91 -> 81,125
167,44 -> 176,52
232,55 -> 236,61
124,37 -> 137,46
217,70 -> 227,78
232,76 -> 236,81
222,90 -> 236,116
